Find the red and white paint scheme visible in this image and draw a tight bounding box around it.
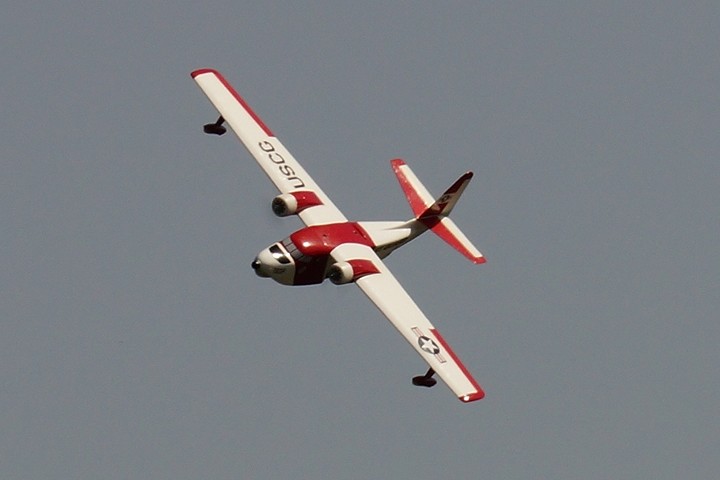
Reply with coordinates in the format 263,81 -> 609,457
192,68 -> 486,403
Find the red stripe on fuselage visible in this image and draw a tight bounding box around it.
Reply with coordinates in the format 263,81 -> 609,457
290,222 -> 374,258
288,222 -> 375,285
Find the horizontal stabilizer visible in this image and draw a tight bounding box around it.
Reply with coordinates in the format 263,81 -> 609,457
421,216 -> 485,264
391,159 -> 434,217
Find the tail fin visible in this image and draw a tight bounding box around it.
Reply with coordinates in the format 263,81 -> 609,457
391,159 -> 486,264
417,171 -> 473,219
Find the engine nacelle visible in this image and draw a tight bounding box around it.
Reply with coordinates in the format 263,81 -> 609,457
327,262 -> 355,285
271,191 -> 324,217
271,194 -> 298,217
327,260 -> 381,285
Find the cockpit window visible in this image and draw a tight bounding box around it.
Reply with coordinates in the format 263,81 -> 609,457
282,237 -> 309,263
269,244 -> 291,264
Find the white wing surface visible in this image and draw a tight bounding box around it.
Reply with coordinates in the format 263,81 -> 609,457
192,68 -> 347,226
331,243 -> 485,403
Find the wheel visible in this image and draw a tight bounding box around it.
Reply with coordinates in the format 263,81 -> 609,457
412,375 -> 437,388
203,123 -> 227,135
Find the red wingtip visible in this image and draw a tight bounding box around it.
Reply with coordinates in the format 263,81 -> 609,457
191,68 -> 218,78
431,328 -> 485,402
390,158 -> 407,168
191,68 -> 275,137
460,391 -> 486,403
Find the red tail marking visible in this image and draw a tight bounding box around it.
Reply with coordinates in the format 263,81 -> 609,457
419,217 -> 486,264
418,171 -> 473,219
391,159 -> 427,217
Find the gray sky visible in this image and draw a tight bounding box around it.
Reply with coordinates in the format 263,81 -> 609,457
2,2 -> 718,478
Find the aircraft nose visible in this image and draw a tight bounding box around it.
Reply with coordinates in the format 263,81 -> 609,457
251,256 -> 271,278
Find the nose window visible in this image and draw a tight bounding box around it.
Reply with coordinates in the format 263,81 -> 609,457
269,244 -> 291,264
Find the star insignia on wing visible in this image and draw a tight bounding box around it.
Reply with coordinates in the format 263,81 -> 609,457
418,336 -> 440,354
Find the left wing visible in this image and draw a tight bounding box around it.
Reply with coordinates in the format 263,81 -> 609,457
191,68 -> 346,226
331,243 -> 484,403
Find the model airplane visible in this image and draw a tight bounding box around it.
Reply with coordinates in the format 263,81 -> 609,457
192,68 -> 486,402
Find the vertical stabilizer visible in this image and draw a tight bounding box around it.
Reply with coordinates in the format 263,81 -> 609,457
417,171 -> 473,219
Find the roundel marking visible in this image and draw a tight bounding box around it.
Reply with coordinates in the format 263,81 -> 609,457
418,336 -> 440,355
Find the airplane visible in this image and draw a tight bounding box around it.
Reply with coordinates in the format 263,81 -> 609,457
192,68 -> 486,402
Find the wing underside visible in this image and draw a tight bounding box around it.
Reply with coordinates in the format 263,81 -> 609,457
191,68 -> 346,226
331,243 -> 484,402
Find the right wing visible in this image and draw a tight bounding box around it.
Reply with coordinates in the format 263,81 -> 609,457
191,68 -> 347,226
331,243 -> 485,403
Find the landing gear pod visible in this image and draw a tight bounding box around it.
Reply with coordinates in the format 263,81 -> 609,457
412,368 -> 437,388
203,116 -> 227,136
